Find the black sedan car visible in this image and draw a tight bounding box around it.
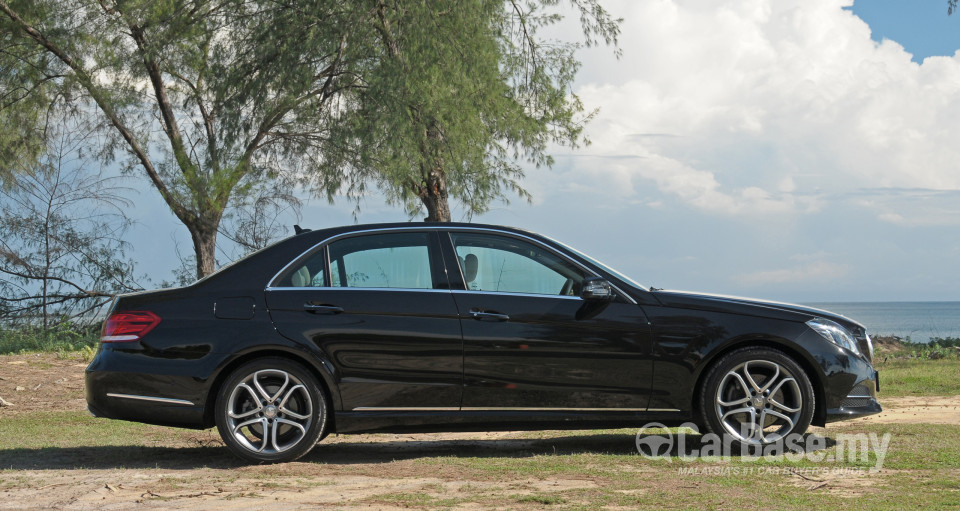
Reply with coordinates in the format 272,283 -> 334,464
86,223 -> 881,462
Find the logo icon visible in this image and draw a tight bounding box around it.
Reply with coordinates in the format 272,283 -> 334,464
635,422 -> 674,460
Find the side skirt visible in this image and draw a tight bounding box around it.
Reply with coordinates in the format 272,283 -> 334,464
332,409 -> 689,434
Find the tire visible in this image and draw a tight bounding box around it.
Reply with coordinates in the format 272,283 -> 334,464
698,347 -> 814,446
215,358 -> 328,463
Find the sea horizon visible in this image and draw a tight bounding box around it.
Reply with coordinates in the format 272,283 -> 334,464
802,301 -> 960,342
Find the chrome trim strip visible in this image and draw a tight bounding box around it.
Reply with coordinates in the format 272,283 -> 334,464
106,393 -> 194,406
351,406 -> 650,412
844,395 -> 873,399
645,408 -> 683,412
264,287 -> 589,302
450,289 -> 582,301
265,286 -> 451,293
266,226 -> 638,304
461,407 -> 648,412
352,407 -> 460,412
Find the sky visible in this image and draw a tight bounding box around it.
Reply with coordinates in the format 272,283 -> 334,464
126,0 -> 960,303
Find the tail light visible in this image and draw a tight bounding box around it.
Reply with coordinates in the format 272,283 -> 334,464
101,311 -> 161,342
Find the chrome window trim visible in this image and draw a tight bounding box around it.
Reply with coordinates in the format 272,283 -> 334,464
106,393 -> 194,406
451,289 -> 582,301
265,286 -> 452,294
266,226 -> 637,304
263,287 -> 584,302
268,228 -> 438,290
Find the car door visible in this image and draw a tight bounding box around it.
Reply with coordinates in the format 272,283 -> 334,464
447,230 -> 654,410
265,230 -> 463,411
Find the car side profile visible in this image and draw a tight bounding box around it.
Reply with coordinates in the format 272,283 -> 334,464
86,223 -> 881,462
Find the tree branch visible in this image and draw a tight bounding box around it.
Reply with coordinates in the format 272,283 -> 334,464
121,15 -> 205,200
0,0 -> 195,226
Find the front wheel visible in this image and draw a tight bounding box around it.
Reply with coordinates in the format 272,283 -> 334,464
215,358 -> 328,463
699,347 -> 814,446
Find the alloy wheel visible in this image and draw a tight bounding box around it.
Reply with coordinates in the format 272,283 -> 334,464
224,369 -> 314,455
714,359 -> 803,444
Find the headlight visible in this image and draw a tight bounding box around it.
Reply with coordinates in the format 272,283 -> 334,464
806,318 -> 861,356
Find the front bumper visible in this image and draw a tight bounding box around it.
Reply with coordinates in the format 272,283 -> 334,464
825,370 -> 882,423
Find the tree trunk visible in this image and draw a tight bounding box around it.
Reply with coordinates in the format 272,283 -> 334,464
185,215 -> 221,279
419,165 -> 451,222
417,121 -> 451,222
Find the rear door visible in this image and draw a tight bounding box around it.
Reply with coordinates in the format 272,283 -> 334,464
265,230 -> 463,411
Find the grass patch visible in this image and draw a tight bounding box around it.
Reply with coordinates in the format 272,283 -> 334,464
0,411 -> 189,449
0,411 -> 230,470
411,424 -> 960,509
512,493 -> 566,505
2,409 -> 959,509
367,491 -> 465,508
0,324 -> 99,355
874,358 -> 960,397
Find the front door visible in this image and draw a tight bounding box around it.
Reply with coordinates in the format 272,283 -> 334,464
447,231 -> 654,410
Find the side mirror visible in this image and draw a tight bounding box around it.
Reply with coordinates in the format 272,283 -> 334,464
581,277 -> 615,301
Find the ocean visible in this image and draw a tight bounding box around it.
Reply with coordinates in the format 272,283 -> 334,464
803,302 -> 960,342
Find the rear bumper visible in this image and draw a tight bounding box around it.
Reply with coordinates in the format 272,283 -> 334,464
85,348 -> 210,429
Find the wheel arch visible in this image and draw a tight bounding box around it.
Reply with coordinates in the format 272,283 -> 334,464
691,337 -> 827,428
202,347 -> 341,430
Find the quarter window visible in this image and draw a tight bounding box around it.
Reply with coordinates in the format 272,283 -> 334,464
450,233 -> 585,296
275,251 -> 327,287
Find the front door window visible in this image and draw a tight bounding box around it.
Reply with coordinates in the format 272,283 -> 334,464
450,232 -> 585,296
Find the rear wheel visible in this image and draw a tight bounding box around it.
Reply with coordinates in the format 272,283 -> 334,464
215,358 -> 327,463
699,347 -> 814,446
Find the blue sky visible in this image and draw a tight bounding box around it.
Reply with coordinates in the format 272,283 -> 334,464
126,0 -> 960,303
847,0 -> 960,63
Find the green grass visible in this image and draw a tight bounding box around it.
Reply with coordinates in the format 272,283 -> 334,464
407,423 -> 960,509
0,324 -> 99,355
0,411 -> 230,470
512,494 -> 566,505
0,411 -> 180,449
874,358 -> 960,397
1,412 -> 959,508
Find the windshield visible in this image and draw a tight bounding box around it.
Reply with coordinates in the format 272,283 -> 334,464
545,235 -> 648,291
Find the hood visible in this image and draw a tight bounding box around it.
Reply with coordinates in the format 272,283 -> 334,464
651,290 -> 864,331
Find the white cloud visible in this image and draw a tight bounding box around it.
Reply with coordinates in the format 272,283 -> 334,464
878,212 -> 905,224
563,0 -> 960,222
737,260 -> 849,286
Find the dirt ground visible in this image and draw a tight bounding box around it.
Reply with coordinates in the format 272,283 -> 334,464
0,353 -> 88,414
0,353 -> 956,510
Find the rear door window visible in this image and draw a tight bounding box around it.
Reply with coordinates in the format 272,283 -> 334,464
329,233 -> 435,289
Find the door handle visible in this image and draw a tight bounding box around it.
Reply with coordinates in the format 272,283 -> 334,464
469,310 -> 510,322
303,304 -> 344,315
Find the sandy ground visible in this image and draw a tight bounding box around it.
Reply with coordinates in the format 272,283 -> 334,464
0,353 -> 955,510
845,395 -> 960,425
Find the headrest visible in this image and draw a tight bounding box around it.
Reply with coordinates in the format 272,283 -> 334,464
463,253 -> 478,284
291,266 -> 311,287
